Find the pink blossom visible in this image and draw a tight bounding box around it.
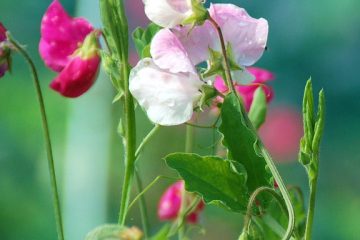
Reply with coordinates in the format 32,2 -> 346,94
259,107 -> 303,162
214,67 -> 274,111
39,0 -> 94,72
158,181 -> 204,224
39,0 -> 100,97
0,22 -> 9,78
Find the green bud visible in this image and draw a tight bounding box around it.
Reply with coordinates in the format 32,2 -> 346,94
248,87 -> 267,129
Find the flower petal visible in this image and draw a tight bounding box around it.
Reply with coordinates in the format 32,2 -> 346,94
144,0 -> 192,28
50,55 -> 100,98
209,4 -> 268,66
151,28 -> 196,74
129,58 -> 203,126
39,0 -> 93,72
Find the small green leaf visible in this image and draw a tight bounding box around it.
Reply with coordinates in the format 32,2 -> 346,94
312,89 -> 325,154
219,93 -> 272,194
85,224 -> 143,240
132,23 -> 161,59
198,84 -> 218,110
248,88 -> 267,129
100,51 -> 124,93
165,153 -> 248,212
182,0 -> 209,26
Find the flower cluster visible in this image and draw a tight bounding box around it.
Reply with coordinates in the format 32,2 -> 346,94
130,1 -> 272,125
39,0 -> 101,98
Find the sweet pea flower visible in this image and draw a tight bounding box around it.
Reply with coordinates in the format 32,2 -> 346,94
214,67 -> 274,111
158,181 -> 205,224
0,22 -> 10,78
143,0 -> 194,28
39,0 -> 100,97
129,29 -> 204,126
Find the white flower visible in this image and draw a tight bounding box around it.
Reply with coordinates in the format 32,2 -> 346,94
143,0 -> 193,28
129,58 -> 202,126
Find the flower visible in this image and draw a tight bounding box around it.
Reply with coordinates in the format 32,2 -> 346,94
158,181 -> 205,224
143,0 -> 194,28
214,67 -> 274,111
129,29 -> 204,126
39,0 -> 100,97
0,22 -> 10,78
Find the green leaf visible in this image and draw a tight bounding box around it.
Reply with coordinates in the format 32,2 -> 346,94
312,89 -> 325,153
85,224 -> 143,240
100,51 -> 124,95
132,23 -> 161,59
219,93 -> 271,194
248,88 -> 267,129
165,153 -> 248,212
198,84 -> 218,111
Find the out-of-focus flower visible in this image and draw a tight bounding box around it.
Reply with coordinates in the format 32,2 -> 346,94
259,107 -> 303,162
129,29 -> 204,126
214,67 -> 274,111
0,22 -> 10,78
158,181 -> 205,224
39,0 -> 100,97
143,0 -> 194,28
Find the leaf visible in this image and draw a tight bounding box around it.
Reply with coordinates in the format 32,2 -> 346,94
85,224 -> 143,240
132,23 -> 161,59
219,93 -> 272,194
165,153 -> 248,212
312,89 -> 325,153
248,88 -> 267,129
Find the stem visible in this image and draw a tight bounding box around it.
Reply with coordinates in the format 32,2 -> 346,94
135,169 -> 150,239
304,175 -> 318,240
8,35 -> 65,240
135,124 -> 161,160
208,17 -> 295,240
117,0 -> 137,225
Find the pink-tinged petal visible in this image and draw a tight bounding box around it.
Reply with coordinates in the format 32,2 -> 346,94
173,22 -> 216,65
50,55 -> 100,98
0,62 -> 8,78
0,22 -> 6,42
151,29 -> 195,74
209,4 -> 268,66
213,76 -> 228,93
259,107 -> 303,162
158,181 -> 204,224
247,67 -> 274,83
39,0 -> 93,72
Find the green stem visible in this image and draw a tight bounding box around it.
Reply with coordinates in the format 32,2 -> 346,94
135,124 -> 161,160
135,169 -> 150,239
8,35 -> 65,240
208,17 -> 295,240
304,176 -> 318,240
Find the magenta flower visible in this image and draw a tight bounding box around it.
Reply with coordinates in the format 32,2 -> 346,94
0,22 -> 10,78
39,0 -> 100,97
158,181 -> 204,224
214,67 -> 274,111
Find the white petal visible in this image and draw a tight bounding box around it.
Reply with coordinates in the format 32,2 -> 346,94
143,0 -> 193,28
151,29 -> 196,74
129,58 -> 203,126
209,4 -> 269,66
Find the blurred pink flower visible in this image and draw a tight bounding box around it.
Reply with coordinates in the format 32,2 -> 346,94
259,107 -> 303,162
158,181 -> 204,224
214,67 -> 274,111
0,22 -> 9,78
39,0 -> 100,97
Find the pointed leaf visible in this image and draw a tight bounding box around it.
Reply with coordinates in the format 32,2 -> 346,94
165,153 -> 248,212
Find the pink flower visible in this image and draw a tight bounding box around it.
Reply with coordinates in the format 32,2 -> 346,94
158,181 -> 204,224
39,0 -> 100,97
214,67 -> 274,111
0,22 -> 10,78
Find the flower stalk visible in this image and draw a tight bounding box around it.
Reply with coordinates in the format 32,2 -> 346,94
7,34 -> 65,240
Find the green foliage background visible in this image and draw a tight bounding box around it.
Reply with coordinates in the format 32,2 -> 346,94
0,0 -> 359,239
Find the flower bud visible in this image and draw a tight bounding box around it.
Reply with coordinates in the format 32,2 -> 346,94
0,22 -> 10,78
50,31 -> 101,97
158,181 -> 204,224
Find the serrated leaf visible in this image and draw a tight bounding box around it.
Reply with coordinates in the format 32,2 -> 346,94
85,224 -> 143,240
219,93 -> 272,194
248,88 -> 267,129
165,153 -> 248,212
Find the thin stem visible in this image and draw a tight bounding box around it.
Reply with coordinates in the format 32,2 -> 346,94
208,17 -> 295,240
135,169 -> 150,239
117,0 -> 137,225
8,35 -> 65,240
304,174 -> 318,239
135,124 -> 161,160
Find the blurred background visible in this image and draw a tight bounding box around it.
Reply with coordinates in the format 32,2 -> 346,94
0,0 -> 359,239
